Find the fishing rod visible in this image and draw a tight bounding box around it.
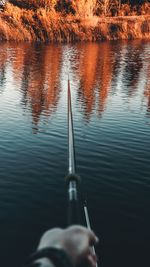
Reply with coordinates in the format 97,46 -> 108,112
66,79 -> 80,225
65,79 -> 98,266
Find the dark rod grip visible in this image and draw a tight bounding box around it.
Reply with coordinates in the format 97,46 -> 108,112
68,199 -> 80,225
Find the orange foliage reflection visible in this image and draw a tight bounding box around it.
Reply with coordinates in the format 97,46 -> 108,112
74,41 -> 145,120
0,43 -> 8,91
77,43 -> 99,120
0,41 -> 148,125
144,62 -> 150,116
98,43 -> 114,115
76,42 -> 116,120
17,44 -> 62,132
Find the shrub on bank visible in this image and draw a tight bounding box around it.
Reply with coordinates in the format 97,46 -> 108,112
6,1 -> 150,17
0,1 -> 150,42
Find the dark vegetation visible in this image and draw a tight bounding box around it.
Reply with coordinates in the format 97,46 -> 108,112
0,0 -> 149,41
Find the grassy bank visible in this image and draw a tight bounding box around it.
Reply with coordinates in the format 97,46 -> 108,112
0,3 -> 150,42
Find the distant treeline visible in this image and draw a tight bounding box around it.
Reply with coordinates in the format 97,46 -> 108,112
7,0 -> 150,17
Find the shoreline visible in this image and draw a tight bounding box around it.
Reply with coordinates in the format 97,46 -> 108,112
0,4 -> 150,42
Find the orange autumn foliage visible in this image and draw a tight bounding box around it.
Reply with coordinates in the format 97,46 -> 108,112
0,1 -> 149,42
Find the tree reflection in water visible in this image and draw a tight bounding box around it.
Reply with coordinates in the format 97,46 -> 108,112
144,61 -> 150,117
0,43 -> 8,92
0,41 -> 150,127
19,44 -> 62,132
123,42 -> 144,97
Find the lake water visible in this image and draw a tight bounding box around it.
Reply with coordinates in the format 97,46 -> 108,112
0,40 -> 150,267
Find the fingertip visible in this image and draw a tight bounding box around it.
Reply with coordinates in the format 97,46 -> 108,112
95,236 -> 99,244
88,230 -> 99,246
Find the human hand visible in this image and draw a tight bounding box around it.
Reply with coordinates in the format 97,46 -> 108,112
37,225 -> 99,267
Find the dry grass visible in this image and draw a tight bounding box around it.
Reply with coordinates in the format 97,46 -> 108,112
0,2 -> 150,42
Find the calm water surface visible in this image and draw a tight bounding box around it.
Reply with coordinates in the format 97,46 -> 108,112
0,41 -> 150,267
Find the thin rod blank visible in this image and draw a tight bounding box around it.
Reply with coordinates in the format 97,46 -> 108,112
68,80 -> 76,175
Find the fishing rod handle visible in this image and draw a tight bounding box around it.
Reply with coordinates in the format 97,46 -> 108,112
68,198 -> 80,225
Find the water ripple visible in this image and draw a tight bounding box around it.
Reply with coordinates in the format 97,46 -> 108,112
0,41 -> 150,267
